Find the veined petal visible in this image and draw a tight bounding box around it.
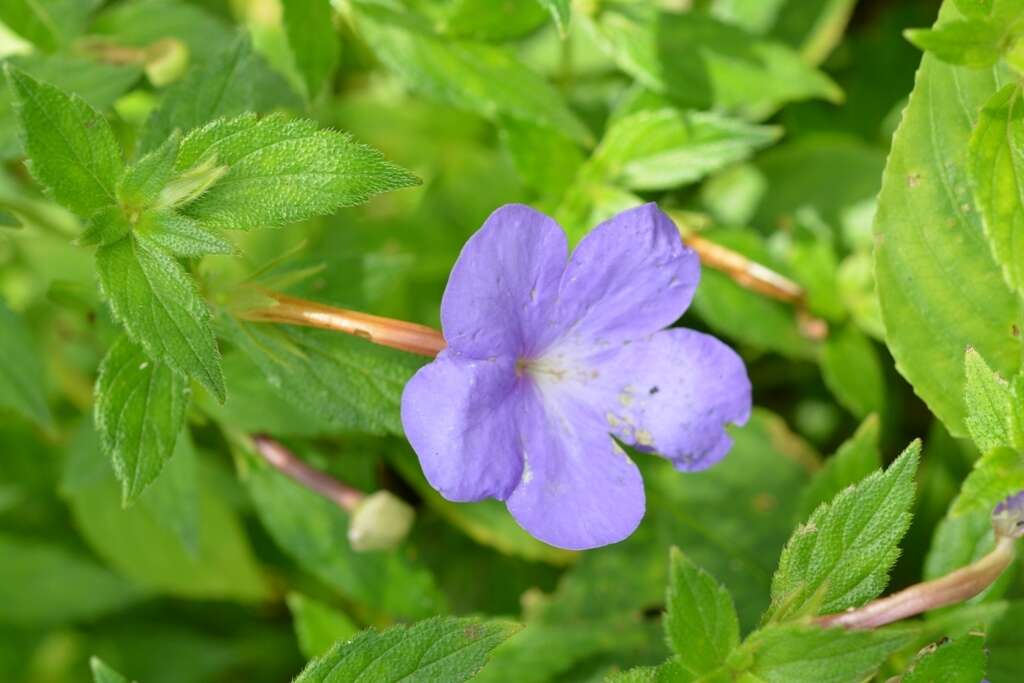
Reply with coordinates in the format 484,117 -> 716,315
553,203 -> 699,347
441,204 -> 567,357
401,351 -> 523,501
544,328 -> 751,471
505,384 -> 645,550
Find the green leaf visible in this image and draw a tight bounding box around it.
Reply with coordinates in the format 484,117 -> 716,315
582,8 -> 840,112
244,447 -> 445,619
4,65 -> 123,216
352,4 -> 591,144
820,323 -> 885,418
136,211 -> 234,258
118,134 -> 180,210
91,0 -> 231,65
969,84 -> 1024,298
0,0 -> 98,52
901,633 -> 987,683
286,592 -> 359,660
963,347 -> 1024,452
498,118 -> 583,201
95,335 -> 188,504
0,299 -> 51,426
535,0 -> 570,37
798,415 -> 882,519
765,441 -> 920,623
61,423 -> 269,602
905,20 -> 1005,68
720,624 -> 914,683
664,548 -> 740,678
282,0 -> 340,99
987,600 -> 1024,680
141,429 -> 201,557
955,0 -> 994,18
294,617 -> 520,683
223,319 -> 417,435
174,113 -> 418,230
96,235 -> 224,401
588,108 -> 780,192
91,657 -> 131,683
874,2 -> 1022,438
952,447 -> 1024,516
0,533 -> 145,626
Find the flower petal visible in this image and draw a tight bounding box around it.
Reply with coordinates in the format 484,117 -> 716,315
553,203 -> 699,347
441,204 -> 568,357
547,328 -> 751,471
401,351 -> 523,501
505,385 -> 645,550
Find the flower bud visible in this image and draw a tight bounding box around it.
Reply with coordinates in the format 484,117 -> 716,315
347,490 -> 414,552
156,157 -> 229,210
992,490 -> 1024,540
145,38 -> 190,87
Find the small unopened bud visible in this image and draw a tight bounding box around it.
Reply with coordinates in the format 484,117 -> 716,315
155,157 -> 228,210
347,491 -> 414,552
145,38 -> 189,87
993,490 -> 1024,540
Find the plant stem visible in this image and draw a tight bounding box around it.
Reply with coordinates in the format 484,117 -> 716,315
815,536 -> 1017,630
250,434 -> 365,511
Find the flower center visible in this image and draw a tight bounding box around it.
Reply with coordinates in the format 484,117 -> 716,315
515,356 -> 568,381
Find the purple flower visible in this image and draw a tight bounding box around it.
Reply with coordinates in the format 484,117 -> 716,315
401,203 -> 751,550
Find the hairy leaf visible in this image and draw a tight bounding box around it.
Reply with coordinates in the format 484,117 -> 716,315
963,347 -> 1024,452
798,415 -> 882,519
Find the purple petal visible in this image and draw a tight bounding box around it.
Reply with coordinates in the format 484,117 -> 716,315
401,351 -> 523,501
551,203 -> 699,348
505,384 -> 645,550
441,204 -> 567,358
540,328 -> 751,471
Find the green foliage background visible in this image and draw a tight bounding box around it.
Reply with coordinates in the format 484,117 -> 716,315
1,0 -> 1023,681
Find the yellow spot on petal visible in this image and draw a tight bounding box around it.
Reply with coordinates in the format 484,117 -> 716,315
635,430 -> 654,447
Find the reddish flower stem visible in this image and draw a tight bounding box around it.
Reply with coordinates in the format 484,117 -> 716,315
251,434 -> 364,511
815,535 -> 1017,630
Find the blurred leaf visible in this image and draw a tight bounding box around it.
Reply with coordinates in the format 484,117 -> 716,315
955,0 -> 994,18
244,447 -> 445,619
969,83 -> 1024,298
769,0 -> 858,65
765,441 -> 919,623
96,235 -> 225,401
874,2 -> 1022,438
91,0 -> 232,65
664,548 -> 739,678
282,0 -> 340,99
987,601 -> 1024,681
440,0 -> 548,41
820,323 -> 885,418
905,20 -> 1005,68
5,66 -> 123,216
91,657 -> 132,683
798,415 -> 881,518
0,533 -> 145,626
142,429 -> 201,557
175,113 -> 418,230
286,592 -> 359,660
499,118 -> 582,202
95,335 -> 188,503
294,617 -> 520,682
719,624 -> 914,683
62,424 -> 269,602
963,347 -> 1024,452
223,320 -> 417,436
901,633 -> 987,683
0,299 -> 51,426
0,0 -> 99,52
536,0 -> 570,37
582,7 -> 840,112
352,3 -> 591,144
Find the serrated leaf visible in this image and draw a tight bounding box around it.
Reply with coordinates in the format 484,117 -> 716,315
5,66 -> 123,216
286,592 -> 359,660
95,335 -> 188,504
0,533 -> 145,626
820,323 -> 885,418
905,20 -> 1004,68
96,235 -> 224,401
223,319 -> 417,435
0,299 -> 51,427
244,449 -> 445,619
798,415 -> 882,519
294,616 -> 520,683
282,0 -> 340,99
352,4 -> 591,144
765,441 -> 920,623
174,113 -> 418,230
874,2 -> 1022,438
0,0 -> 98,52
582,7 -> 840,112
952,447 -> 1024,516
91,657 -> 131,683
137,211 -> 234,258
963,347 -> 1024,452
665,548 -> 740,677
720,624 -> 914,683
969,84 -> 1024,298
118,134 -> 180,210
535,0 -> 570,37
901,633 -> 987,683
